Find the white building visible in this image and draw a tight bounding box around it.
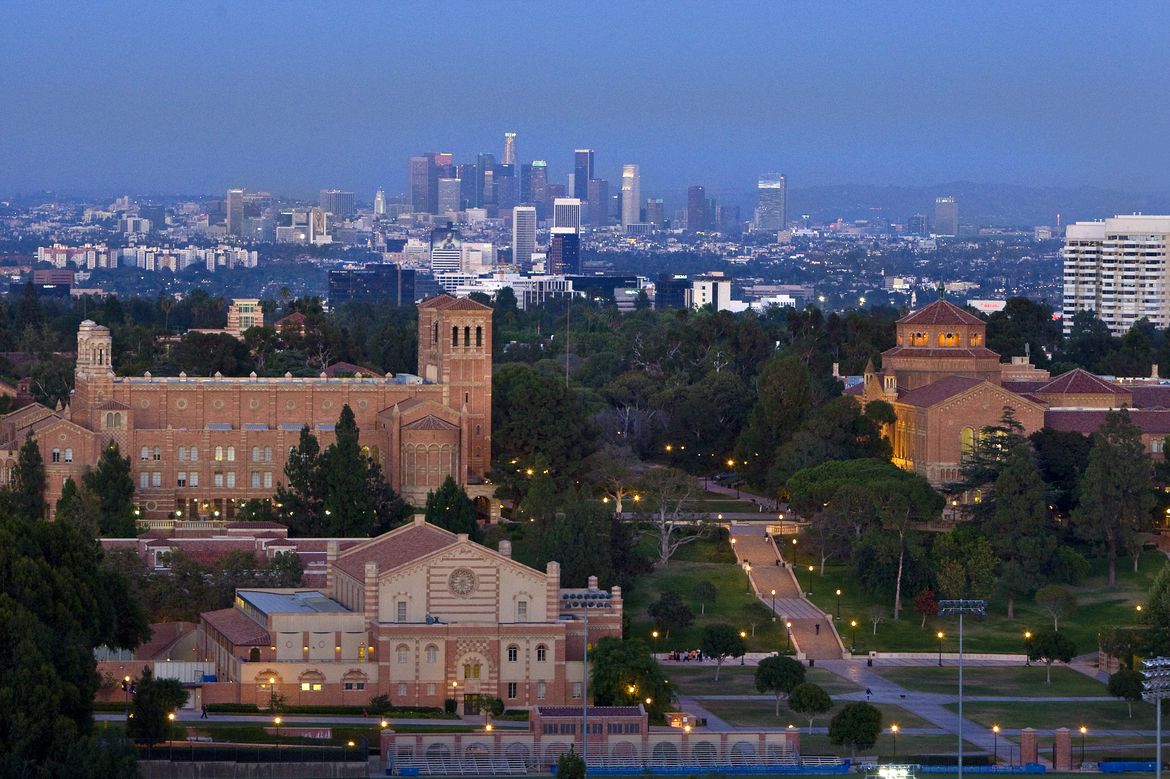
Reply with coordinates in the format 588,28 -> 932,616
1063,215 -> 1170,335
552,198 -> 582,233
621,165 -> 640,228
688,274 -> 733,311
461,242 -> 496,275
512,206 -> 537,267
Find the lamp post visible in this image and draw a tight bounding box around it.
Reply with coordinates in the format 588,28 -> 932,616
1141,656 -> 1170,779
937,631 -> 945,666
1024,631 -> 1032,666
771,589 -> 777,621
939,598 -> 988,779
740,631 -> 748,665
563,589 -> 611,772
849,620 -> 857,654
1079,725 -> 1087,766
122,675 -> 131,715
786,621 -> 792,651
806,565 -> 814,596
992,725 -> 1000,764
273,715 -> 282,756
745,563 -> 753,595
890,723 -> 899,759
835,589 -> 842,619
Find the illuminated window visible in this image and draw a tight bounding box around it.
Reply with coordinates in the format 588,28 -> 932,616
64,448 -> 72,462
214,446 -> 224,461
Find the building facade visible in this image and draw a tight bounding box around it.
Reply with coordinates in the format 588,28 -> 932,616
197,517 -> 623,710
0,295 -> 493,518
620,165 -> 640,228
753,174 -> 787,231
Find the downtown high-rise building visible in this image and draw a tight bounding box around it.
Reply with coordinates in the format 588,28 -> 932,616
934,196 -> 959,237
476,153 -> 497,208
645,198 -> 665,227
319,189 -> 355,218
587,179 -> 609,226
549,229 -> 580,275
503,132 -> 517,165
374,188 -> 387,217
907,213 -> 928,236
687,185 -> 707,231
430,225 -> 463,273
553,198 -> 582,233
753,173 -> 787,231
511,206 -> 537,267
437,178 -> 462,215
226,188 -> 245,236
456,164 -> 478,210
620,165 -> 640,228
1062,214 -> 1170,336
573,149 -> 594,202
520,161 -> 549,217
409,153 -> 453,214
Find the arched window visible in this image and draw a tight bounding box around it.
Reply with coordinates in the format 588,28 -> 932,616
252,447 -> 260,462
214,446 -> 224,462
969,332 -> 982,347
536,644 -> 547,662
178,446 -> 187,462
507,645 -> 519,662
249,647 -> 261,662
452,326 -> 459,347
396,644 -> 410,664
433,321 -> 438,343
476,326 -> 482,347
152,446 -> 161,461
264,446 -> 272,462
226,447 -> 235,462
114,413 -> 122,428
939,332 -> 958,347
960,427 -> 976,456
63,448 -> 72,463
425,644 -> 438,664
463,326 -> 471,346
190,447 -> 198,462
51,448 -> 61,463
140,446 -> 149,461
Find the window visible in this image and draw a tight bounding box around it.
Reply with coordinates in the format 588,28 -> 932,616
452,326 -> 459,347
396,601 -> 407,622
463,663 -> 481,679
226,472 -> 236,488
536,682 -> 546,700
190,448 -> 198,462
227,447 -> 235,462
536,645 -> 547,662
189,472 -> 199,487
507,682 -> 517,699
396,645 -> 409,664
476,326 -> 482,347
152,446 -> 161,461
464,326 -> 470,346
214,446 -> 224,462
139,472 -> 149,489
251,471 -> 260,488
425,645 -> 438,664
51,448 -> 60,463
140,446 -> 149,461
433,321 -> 438,343
571,682 -> 582,699
252,447 -> 260,462
177,472 -> 186,487
178,446 -> 187,462
300,682 -> 322,692
516,600 -> 528,622
64,448 -> 72,463
264,446 -> 272,462
426,683 -> 436,696
343,681 -> 366,691
397,683 -> 407,697
507,645 -> 519,662
152,472 -> 161,488
214,472 -> 224,488
264,472 -> 272,488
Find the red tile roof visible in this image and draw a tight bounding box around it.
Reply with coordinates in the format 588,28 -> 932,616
201,608 -> 270,646
880,346 -> 1001,360
403,414 -> 459,431
897,376 -> 985,408
417,294 -> 491,311
1045,408 -> 1170,436
1128,385 -> 1170,409
1036,369 -> 1129,396
333,521 -> 458,581
897,299 -> 985,326
1002,381 -> 1050,395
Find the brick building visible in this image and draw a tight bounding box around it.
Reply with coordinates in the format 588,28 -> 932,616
0,294 -> 494,520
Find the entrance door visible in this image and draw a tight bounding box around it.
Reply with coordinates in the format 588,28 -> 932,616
463,693 -> 482,715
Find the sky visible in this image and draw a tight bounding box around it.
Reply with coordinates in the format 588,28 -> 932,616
2,1 -> 1169,201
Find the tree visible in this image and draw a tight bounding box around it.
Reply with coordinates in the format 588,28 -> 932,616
951,406 -> 1029,502
127,666 -> 189,744
1074,408 -> 1155,584
320,405 -> 374,535
1030,428 -> 1093,515
493,363 -> 596,482
913,589 -> 938,629
1141,561 -> 1170,656
754,655 -> 806,716
85,442 -> 136,537
788,682 -> 832,734
1027,628 -> 1077,684
276,426 -> 324,535
1108,669 -> 1144,718
589,637 -> 671,719
556,746 -> 586,779
583,445 -> 641,514
1034,585 -> 1077,631
647,591 -> 694,639
735,354 -> 814,487
869,605 -> 885,636
540,498 -> 615,588
6,432 -> 46,519
932,526 -> 997,602
424,476 -> 481,541
55,477 -> 101,535
694,581 -> 717,616
636,467 -> 708,565
829,702 -> 883,757
700,623 -> 746,681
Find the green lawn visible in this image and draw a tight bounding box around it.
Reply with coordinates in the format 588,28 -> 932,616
666,665 -> 860,697
806,552 -> 1164,654
945,699 -> 1158,731
698,698 -> 933,730
870,666 -> 1106,697
799,732 -> 981,759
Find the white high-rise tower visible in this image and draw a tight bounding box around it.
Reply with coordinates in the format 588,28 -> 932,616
753,174 -> 787,231
621,165 -> 640,228
512,205 -> 537,267
503,132 -> 517,166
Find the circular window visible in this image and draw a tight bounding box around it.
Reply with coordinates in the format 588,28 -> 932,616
212,399 -> 225,410
322,399 -> 334,410
448,568 -> 477,596
140,399 -> 150,409
249,399 -> 260,410
285,400 -> 296,410
145,500 -> 158,511
358,400 -> 368,410
176,398 -> 188,410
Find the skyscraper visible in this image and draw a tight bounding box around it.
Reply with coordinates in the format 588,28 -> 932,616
573,149 -> 594,201
430,225 -> 463,273
456,164 -> 478,210
512,206 -> 537,267
503,132 -> 517,166
907,214 -> 928,236
437,178 -> 461,215
549,229 -> 580,274
374,188 -> 386,217
934,196 -> 958,237
226,188 -> 244,236
687,185 -> 707,231
495,164 -> 518,211
476,153 -> 497,208
319,189 -> 355,218
753,174 -> 787,231
587,179 -> 609,226
521,161 -> 549,217
645,198 -> 665,227
621,165 -> 640,228
553,198 -> 582,233
409,156 -> 431,213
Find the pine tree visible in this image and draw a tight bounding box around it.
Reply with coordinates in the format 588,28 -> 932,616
276,426 -> 324,536
56,477 -> 101,535
7,432 -> 46,520
320,405 -> 372,535
84,442 -> 136,537
424,476 -> 480,540
950,406 -> 1028,502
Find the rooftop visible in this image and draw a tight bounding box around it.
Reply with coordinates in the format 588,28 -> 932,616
897,298 -> 985,327
237,590 -> 350,616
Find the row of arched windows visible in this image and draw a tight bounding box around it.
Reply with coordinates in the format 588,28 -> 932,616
907,331 -> 982,347
451,325 -> 484,348
402,443 -> 457,489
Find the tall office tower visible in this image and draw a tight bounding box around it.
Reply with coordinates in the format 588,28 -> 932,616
476,153 -> 497,207
645,198 -> 665,227
495,164 -> 518,211
226,188 -> 245,236
408,156 -> 431,213
753,173 -> 787,230
319,189 -> 355,218
587,179 -> 609,225
429,225 -> 463,273
1062,215 -> 1170,336
687,185 -> 707,231
549,229 -> 580,274
374,188 -> 387,217
512,206 -> 537,267
456,164 -> 478,210
934,196 -> 959,236
620,165 -> 641,228
553,198 -> 582,232
503,132 -> 517,165
521,161 -> 549,216
716,204 -> 741,234
573,149 -> 594,201
437,178 -> 462,215
907,213 -> 928,236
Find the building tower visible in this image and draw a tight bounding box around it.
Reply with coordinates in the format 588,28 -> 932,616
374,188 -> 387,217
553,198 -> 582,233
319,189 -> 355,218
934,196 -> 958,237
549,229 -> 580,275
586,179 -> 609,226
430,225 -> 463,274
512,206 -> 537,267
226,188 -> 245,236
687,185 -> 707,231
437,178 -> 462,215
573,150 -> 594,202
503,132 -> 517,166
753,174 -> 787,231
72,319 -> 115,434
621,165 -> 640,228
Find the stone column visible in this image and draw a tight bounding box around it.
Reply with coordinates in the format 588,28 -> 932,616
1053,727 -> 1072,770
1019,728 -> 1038,765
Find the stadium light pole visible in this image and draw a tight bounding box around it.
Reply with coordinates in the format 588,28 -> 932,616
562,589 -> 613,774
939,598 -> 987,779
1142,656 -> 1170,779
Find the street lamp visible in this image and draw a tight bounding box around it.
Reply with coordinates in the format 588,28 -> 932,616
1079,725 -> 1087,766
273,715 -> 282,755
992,725 -> 1000,763
806,565 -> 814,596
849,620 -> 857,654
740,631 -> 748,665
1024,631 -> 1032,666
786,621 -> 793,651
771,589 -> 777,620
937,631 -> 945,666
122,675 -> 132,714
745,563 -> 753,594
890,723 -> 899,759
835,589 -> 842,619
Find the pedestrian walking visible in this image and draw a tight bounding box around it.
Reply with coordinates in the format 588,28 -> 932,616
200,704 -> 208,719
815,623 -> 820,635
865,688 -> 872,700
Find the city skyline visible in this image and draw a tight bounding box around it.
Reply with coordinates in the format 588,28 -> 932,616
4,2 -> 1170,197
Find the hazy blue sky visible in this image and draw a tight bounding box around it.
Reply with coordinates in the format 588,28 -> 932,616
2,1 -> 1169,200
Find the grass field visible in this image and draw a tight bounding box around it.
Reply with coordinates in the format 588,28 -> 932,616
945,699 -> 1158,731
800,732 -> 981,758
666,665 -> 861,697
869,665 -> 1106,697
698,698 -> 933,730
804,552 -> 1164,654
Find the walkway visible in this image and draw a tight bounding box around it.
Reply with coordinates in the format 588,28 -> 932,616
729,525 -> 842,660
